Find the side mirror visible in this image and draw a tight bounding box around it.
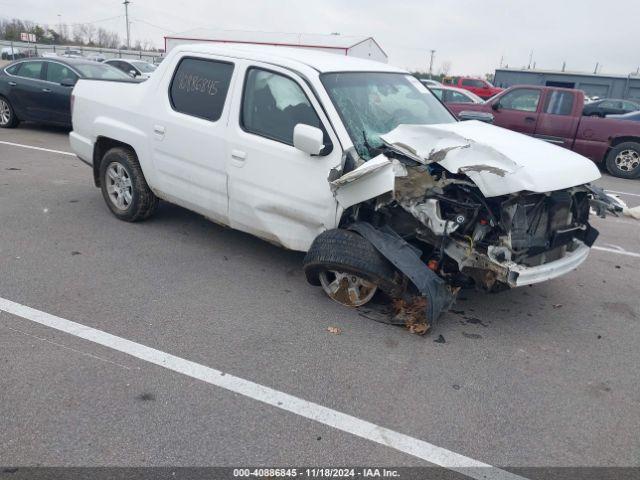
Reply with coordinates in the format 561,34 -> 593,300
457,111 -> 495,124
129,69 -> 138,77
293,124 -> 324,156
60,77 -> 77,87
491,102 -> 501,111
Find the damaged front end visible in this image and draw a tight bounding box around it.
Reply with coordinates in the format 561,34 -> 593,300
305,121 -> 622,333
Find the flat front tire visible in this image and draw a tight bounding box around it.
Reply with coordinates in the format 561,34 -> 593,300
0,96 -> 19,128
605,142 -> 640,179
99,147 -> 158,221
303,229 -> 398,307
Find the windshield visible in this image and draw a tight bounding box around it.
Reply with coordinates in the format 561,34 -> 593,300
321,72 -> 455,158
75,63 -> 132,80
131,61 -> 156,73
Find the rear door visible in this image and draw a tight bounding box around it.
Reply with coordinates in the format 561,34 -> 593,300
225,62 -> 342,251
42,61 -> 78,125
534,90 -> 580,148
491,87 -> 542,135
10,60 -> 48,122
149,54 -> 236,224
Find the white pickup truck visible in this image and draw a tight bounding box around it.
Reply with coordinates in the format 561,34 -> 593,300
70,43 -> 619,330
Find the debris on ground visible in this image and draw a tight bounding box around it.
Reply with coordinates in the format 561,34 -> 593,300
434,335 -> 446,344
553,304 -> 563,309
462,331 -> 482,339
327,326 -> 342,335
392,296 -> 430,335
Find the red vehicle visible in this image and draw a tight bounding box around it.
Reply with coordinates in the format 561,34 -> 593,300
444,76 -> 503,99
447,85 -> 640,178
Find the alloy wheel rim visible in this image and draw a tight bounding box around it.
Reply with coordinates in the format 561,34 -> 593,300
615,149 -> 640,172
0,99 -> 10,125
105,162 -> 133,211
319,270 -> 377,307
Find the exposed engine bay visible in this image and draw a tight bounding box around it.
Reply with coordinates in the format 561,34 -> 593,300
305,121 -> 624,332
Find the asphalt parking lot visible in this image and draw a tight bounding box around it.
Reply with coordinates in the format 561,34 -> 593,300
1,124 -> 639,478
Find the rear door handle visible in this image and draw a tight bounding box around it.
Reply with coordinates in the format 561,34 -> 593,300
8,81 -> 16,86
42,88 -> 52,93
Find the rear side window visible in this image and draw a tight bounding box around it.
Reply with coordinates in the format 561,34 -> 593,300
241,68 -> 321,145
169,57 -> 234,122
544,91 -> 574,115
17,61 -> 43,80
5,64 -> 19,75
462,79 -> 484,88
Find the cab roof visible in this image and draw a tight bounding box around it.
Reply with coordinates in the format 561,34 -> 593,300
171,43 -> 405,74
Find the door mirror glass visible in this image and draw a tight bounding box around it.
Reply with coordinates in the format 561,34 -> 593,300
492,102 -> 501,111
293,124 -> 324,155
457,111 -> 495,123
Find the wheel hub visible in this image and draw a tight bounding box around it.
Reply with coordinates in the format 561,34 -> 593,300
0,99 -> 10,125
105,162 -> 133,211
615,149 -> 640,172
319,270 -> 377,307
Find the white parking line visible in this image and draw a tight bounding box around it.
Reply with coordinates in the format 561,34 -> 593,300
0,296 -> 526,480
593,245 -> 640,259
0,140 -> 75,157
606,189 -> 640,198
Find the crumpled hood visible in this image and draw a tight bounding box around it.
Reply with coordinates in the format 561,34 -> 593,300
380,120 -> 601,197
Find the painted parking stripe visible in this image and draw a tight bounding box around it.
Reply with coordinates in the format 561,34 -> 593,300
592,245 -> 640,259
605,189 -> 640,198
0,140 -> 75,157
0,297 -> 526,480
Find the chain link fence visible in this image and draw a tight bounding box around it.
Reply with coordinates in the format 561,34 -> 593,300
0,39 -> 163,63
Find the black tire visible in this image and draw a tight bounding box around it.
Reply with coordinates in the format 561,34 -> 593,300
99,147 -> 158,221
0,95 -> 20,128
303,229 -> 398,292
605,142 -> 640,179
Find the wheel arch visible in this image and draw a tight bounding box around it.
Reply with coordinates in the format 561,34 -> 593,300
92,137 -> 137,187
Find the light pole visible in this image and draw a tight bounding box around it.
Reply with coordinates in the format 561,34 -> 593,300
428,49 -> 435,79
123,0 -> 131,49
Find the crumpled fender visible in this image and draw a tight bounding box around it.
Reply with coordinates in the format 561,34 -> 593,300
348,222 -> 455,326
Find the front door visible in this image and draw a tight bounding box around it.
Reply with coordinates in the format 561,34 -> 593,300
226,63 -> 342,251
150,55 -> 236,224
491,87 -> 543,135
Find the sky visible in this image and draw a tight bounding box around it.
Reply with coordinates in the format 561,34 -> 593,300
5,0 -> 640,76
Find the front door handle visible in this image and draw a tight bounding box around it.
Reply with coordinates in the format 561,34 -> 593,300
231,150 -> 247,160
8,81 -> 16,86
42,88 -> 52,93
524,116 -> 536,123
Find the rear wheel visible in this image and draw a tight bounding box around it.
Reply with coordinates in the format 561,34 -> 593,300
605,142 -> 640,178
0,96 -> 19,128
99,147 -> 158,221
303,229 -> 398,308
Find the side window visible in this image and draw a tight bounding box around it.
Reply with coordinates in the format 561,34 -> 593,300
449,90 -> 473,103
241,68 -> 321,145
46,62 -> 78,84
169,57 -> 234,122
430,88 -> 443,100
17,61 -> 43,80
462,79 -> 484,88
499,89 -> 541,112
622,101 -> 638,111
599,100 -> 619,109
5,64 -> 19,75
544,91 -> 574,115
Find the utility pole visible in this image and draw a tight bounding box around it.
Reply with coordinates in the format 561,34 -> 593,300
428,49 -> 435,79
123,0 -> 131,49
594,62 -> 599,74
528,50 -> 533,69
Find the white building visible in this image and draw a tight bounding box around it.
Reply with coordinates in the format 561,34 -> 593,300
164,29 -> 388,63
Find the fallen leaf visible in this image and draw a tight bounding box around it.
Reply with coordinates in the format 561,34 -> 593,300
327,326 -> 341,335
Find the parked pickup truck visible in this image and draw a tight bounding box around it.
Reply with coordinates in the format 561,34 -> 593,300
447,86 -> 640,179
70,44 -> 620,332
444,76 -> 503,100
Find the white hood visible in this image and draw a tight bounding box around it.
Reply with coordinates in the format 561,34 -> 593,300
380,121 -> 601,197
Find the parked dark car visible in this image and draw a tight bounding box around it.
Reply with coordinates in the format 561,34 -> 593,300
0,57 -> 131,128
582,98 -> 640,117
607,111 -> 640,122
